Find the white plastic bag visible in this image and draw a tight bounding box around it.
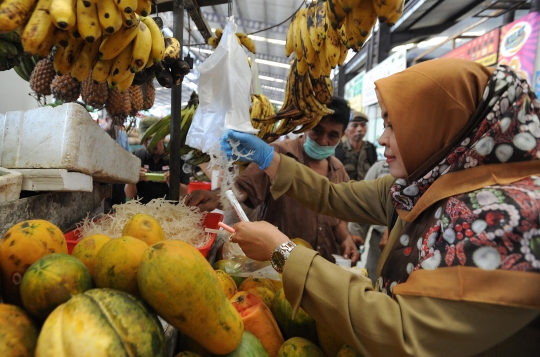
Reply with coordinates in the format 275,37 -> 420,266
186,18 -> 257,153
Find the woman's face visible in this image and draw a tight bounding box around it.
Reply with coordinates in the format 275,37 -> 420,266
376,91 -> 407,179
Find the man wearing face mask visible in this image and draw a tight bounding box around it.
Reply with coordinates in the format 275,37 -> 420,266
186,97 -> 361,264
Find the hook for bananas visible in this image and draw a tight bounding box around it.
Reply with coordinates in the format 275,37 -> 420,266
228,0 -> 233,17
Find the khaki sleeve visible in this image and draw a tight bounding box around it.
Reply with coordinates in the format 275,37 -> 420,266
270,154 -> 395,226
283,247 -> 540,357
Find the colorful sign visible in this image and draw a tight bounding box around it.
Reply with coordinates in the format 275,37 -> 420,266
442,28 -> 500,66
498,12 -> 540,86
362,48 -> 407,107
344,71 -> 365,113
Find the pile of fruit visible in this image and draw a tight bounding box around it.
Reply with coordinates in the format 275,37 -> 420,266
259,0 -> 404,141
0,216 -> 366,356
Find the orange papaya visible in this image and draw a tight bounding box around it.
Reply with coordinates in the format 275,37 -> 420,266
239,277 -> 276,307
0,304 -> 39,357
0,219 -> 67,305
71,234 -> 111,278
277,337 -> 325,357
215,270 -> 237,299
316,321 -> 347,357
231,291 -> 284,357
138,240 -> 244,355
20,253 -> 93,320
122,213 -> 166,245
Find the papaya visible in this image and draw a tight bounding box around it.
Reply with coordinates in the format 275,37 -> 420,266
336,344 -> 364,357
138,240 -> 244,355
71,234 -> 112,278
270,288 -> 318,345
122,213 -> 166,245
0,304 -> 39,357
271,277 -> 283,291
215,269 -> 237,299
93,236 -> 148,297
316,321 -> 346,357
277,337 -> 325,357
238,277 -> 276,307
36,288 -> 166,357
0,219 -> 67,305
231,291 -> 284,357
218,330 -> 270,357
20,253 -> 93,320
291,238 -> 313,250
213,259 -> 246,287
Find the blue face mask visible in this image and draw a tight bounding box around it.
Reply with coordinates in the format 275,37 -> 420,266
303,136 -> 338,160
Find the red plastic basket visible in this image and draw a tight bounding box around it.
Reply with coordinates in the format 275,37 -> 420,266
187,181 -> 212,194
64,212 -> 223,258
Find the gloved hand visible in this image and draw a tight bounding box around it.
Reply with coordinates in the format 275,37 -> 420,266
220,130 -> 274,170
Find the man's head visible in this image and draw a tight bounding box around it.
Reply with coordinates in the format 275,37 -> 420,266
304,97 -> 350,160
140,116 -> 166,158
346,110 -> 368,144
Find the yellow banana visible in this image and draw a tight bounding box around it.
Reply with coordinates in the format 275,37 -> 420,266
352,0 -> 377,39
121,9 -> 138,27
49,0 -> 77,30
372,0 -> 404,24
108,41 -> 133,87
135,0 -> 152,17
77,0 -> 102,43
386,0 -> 405,26
35,24 -> 56,57
303,72 -> 334,117
130,21 -> 152,72
71,39 -> 101,81
327,0 -> 346,29
97,0 -> 123,35
284,12 -> 296,57
326,26 -> 341,68
207,36 -> 219,47
54,28 -> 71,48
300,13 -> 317,67
318,39 -> 331,77
215,28 -> 223,39
21,0 -> 54,55
311,75 -> 333,104
236,32 -> 256,54
53,37 -> 84,75
296,56 -> 309,76
306,1 -> 319,53
337,42 -> 348,66
293,8 -> 306,60
98,15 -> 139,60
115,0 -> 137,14
337,0 -> 360,13
117,70 -> 135,91
0,0 -> 36,33
92,58 -> 114,82
308,53 -> 322,79
141,15 -> 164,66
163,36 -> 180,64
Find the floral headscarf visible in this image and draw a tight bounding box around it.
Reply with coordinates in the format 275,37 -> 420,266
375,60 -> 540,221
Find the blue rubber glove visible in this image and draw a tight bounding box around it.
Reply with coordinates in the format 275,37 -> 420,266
220,130 -> 274,170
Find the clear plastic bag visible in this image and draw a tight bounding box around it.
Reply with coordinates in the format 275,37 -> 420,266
185,18 -> 257,153
221,239 -> 280,280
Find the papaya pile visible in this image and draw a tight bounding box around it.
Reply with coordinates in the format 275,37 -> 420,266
0,218 -> 364,357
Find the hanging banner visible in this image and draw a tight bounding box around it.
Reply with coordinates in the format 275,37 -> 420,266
362,48 -> 407,107
344,70 -> 365,113
498,12 -> 540,87
442,28 -> 500,66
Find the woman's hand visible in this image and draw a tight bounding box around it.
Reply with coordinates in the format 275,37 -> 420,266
230,221 -> 289,262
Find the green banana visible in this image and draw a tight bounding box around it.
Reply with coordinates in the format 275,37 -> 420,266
148,116 -> 171,151
140,114 -> 170,143
0,31 -> 21,42
186,151 -> 210,166
0,38 -> 20,59
12,63 -> 29,80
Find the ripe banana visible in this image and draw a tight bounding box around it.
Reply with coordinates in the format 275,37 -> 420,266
98,15 -> 139,60
214,28 -> 223,39
337,0 -> 360,13
163,36 -> 180,64
327,0 -> 347,29
153,60 -> 172,88
236,32 -> 256,54
135,0 -> 152,17
303,72 -> 334,117
207,36 -> 219,48
97,0 -> 123,35
108,41 -> 133,87
141,15 -> 164,67
325,25 -> 341,68
121,9 -> 138,27
71,39 -> 101,81
34,24 -> 56,57
77,0 -> 102,43
311,75 -> 333,104
352,0 -> 377,39
386,0 -> 405,26
115,0 -> 137,14
0,0 -> 36,33
116,71 -> 135,91
92,58 -> 114,82
50,0 -> 77,30
54,28 -> 71,48
21,0 -> 53,55
284,12 -> 296,57
130,21 -> 152,72
306,2 -> 319,53
53,36 -> 84,75
293,8 -> 306,61
372,0 -> 404,24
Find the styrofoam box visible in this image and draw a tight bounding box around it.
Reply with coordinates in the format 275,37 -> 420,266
0,104 -> 140,184
0,167 -> 22,204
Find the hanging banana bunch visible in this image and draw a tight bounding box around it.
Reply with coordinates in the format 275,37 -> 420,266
206,27 -> 257,54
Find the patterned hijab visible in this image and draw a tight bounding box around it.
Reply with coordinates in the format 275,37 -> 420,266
375,59 -> 540,222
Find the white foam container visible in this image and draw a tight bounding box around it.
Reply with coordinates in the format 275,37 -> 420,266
0,167 -> 22,204
0,104 -> 139,184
